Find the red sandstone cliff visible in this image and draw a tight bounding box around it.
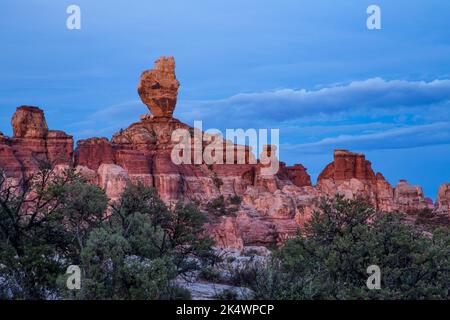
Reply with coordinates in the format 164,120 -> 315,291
316,150 -> 434,213
0,106 -> 73,183
0,57 -> 448,249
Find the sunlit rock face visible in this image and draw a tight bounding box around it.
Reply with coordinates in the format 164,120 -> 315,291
317,149 -> 395,212
138,56 -> 180,118
316,150 -> 439,214
12,106 -> 49,139
1,58 -> 447,250
0,106 -> 73,178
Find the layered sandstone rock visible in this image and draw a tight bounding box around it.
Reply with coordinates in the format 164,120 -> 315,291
12,106 -> 48,138
1,58 -> 448,250
75,138 -> 115,170
436,183 -> 450,214
285,164 -> 312,187
317,150 -> 395,211
0,106 -> 73,178
317,150 -> 436,214
47,130 -> 74,165
394,180 -> 430,213
97,163 -> 130,201
0,141 -> 22,179
138,56 -> 180,118
205,217 -> 244,250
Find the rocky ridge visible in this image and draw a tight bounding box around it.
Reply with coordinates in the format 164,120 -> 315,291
0,56 -> 448,250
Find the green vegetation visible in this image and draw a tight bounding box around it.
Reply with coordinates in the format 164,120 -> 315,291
212,173 -> 224,189
1,165 -> 448,300
214,288 -> 239,300
199,266 -> 222,282
0,167 -> 215,300
206,195 -> 240,217
232,196 -> 450,300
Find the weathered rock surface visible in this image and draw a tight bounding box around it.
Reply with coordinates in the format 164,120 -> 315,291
1,58 -> 448,250
317,150 -> 395,211
138,56 -> 180,118
12,106 -> 48,138
436,183 -> 450,214
75,138 -> 115,170
284,164 -> 312,187
316,149 -> 436,214
1,106 -> 73,178
97,163 -> 131,201
394,180 -> 431,213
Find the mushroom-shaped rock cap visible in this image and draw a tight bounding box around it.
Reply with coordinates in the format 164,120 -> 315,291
138,56 -> 180,118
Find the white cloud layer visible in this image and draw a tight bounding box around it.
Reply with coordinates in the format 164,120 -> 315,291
71,78 -> 450,155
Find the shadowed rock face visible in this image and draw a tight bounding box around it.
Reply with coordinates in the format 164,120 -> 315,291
138,56 -> 180,118
285,164 -> 312,187
1,58 -> 448,249
437,183 -> 450,213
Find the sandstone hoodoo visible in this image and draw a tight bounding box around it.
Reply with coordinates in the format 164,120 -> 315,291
0,106 -> 73,181
138,56 -> 180,118
0,57 -> 448,250
12,106 -> 48,139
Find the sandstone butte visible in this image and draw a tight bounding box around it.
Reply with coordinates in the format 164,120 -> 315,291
0,56 -> 449,249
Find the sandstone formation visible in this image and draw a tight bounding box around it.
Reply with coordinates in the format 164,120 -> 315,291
12,106 -> 48,138
138,56 -> 180,118
0,58 -> 448,250
394,180 -> 432,213
436,183 -> 450,214
317,150 -> 395,211
284,164 -> 312,188
0,106 -> 73,181
316,150 -> 435,213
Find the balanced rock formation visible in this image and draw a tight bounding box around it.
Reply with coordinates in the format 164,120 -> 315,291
1,57 -> 448,250
138,56 -> 180,118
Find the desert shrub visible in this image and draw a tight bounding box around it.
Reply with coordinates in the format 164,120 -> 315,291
206,195 -> 227,217
0,167 -> 215,300
206,195 -> 242,217
229,195 -> 242,205
215,288 -> 239,300
212,174 -> 224,189
199,267 -> 222,282
234,196 -> 450,300
0,168 -> 108,299
60,183 -> 216,300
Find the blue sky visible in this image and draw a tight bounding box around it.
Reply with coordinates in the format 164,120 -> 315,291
0,0 -> 449,199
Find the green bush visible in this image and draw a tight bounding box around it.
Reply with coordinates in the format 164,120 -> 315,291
199,267 -> 222,282
215,289 -> 239,300
0,167 -> 215,300
235,196 -> 450,300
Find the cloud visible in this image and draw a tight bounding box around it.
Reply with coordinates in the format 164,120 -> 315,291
177,78 -> 450,127
68,100 -> 145,139
284,122 -> 450,154
70,78 -> 450,156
